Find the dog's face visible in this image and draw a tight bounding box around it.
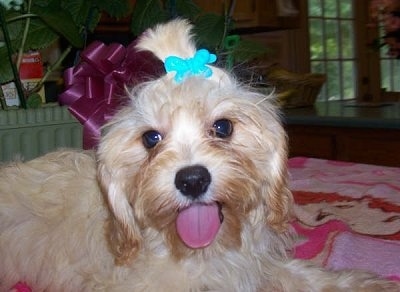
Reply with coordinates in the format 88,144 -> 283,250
96,20 -> 292,265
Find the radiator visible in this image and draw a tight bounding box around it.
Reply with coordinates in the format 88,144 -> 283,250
0,106 -> 82,162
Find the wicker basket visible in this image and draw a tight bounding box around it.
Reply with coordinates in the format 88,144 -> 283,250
266,68 -> 326,108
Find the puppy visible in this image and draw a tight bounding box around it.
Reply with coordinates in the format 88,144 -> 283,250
0,19 -> 397,291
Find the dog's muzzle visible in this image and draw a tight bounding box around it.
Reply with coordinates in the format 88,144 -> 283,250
174,165 -> 223,249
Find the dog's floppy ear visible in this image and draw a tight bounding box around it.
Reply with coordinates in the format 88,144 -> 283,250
263,150 -> 293,233
97,161 -> 142,265
258,106 -> 293,232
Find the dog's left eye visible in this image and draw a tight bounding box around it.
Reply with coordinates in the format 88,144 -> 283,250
212,119 -> 233,138
142,130 -> 163,148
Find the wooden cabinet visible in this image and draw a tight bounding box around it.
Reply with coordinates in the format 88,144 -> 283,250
195,0 -> 300,30
286,127 -> 336,160
286,125 -> 400,167
95,1 -> 301,34
194,1 -> 257,27
233,0 -> 258,27
257,0 -> 300,29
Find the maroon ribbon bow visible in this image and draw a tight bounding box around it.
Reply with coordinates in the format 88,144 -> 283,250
59,40 -> 164,149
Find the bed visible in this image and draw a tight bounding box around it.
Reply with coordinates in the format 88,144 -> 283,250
289,157 -> 400,281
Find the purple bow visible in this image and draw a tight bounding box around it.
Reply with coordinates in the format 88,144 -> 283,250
59,40 -> 164,149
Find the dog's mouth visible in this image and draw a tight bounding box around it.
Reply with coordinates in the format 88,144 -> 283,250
176,202 -> 224,249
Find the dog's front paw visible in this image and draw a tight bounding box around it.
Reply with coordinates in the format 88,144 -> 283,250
353,279 -> 400,292
284,260 -> 399,292
333,272 -> 399,292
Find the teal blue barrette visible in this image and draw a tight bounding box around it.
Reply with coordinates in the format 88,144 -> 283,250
164,49 -> 217,83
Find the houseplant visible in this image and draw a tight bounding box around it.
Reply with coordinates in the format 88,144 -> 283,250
0,0 -> 131,161
369,0 -> 400,58
0,0 -> 267,160
1,0 -> 266,109
0,0 -> 132,108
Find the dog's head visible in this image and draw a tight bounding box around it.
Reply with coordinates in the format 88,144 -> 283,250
97,19 -> 292,265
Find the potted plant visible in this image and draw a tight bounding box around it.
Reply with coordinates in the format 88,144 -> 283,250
0,0 -> 267,161
0,0 -> 132,161
0,0 -> 132,108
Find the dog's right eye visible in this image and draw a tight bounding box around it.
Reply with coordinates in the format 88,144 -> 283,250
142,130 -> 163,148
212,119 -> 233,139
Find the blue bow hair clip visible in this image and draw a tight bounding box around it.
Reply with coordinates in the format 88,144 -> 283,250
164,49 -> 217,83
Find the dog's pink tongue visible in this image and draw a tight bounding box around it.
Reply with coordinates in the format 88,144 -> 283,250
176,203 -> 221,248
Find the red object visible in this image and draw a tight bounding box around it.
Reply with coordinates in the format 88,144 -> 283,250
59,40 -> 164,149
10,282 -> 32,292
19,51 -> 43,79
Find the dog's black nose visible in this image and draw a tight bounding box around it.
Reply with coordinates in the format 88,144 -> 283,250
175,165 -> 211,199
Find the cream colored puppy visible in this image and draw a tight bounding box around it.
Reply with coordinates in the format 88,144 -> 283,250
0,19 -> 397,291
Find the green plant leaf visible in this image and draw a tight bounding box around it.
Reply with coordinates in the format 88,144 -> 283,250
3,10 -> 24,44
174,0 -> 200,20
26,92 -> 42,108
193,13 -> 226,51
0,47 -> 14,83
32,1 -> 84,48
94,0 -> 132,18
61,0 -> 100,32
231,38 -> 268,63
21,18 -> 59,50
130,0 -> 168,36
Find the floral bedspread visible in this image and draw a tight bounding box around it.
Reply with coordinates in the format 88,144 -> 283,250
289,157 -> 400,281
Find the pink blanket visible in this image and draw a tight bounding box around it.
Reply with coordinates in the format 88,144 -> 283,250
289,157 -> 400,281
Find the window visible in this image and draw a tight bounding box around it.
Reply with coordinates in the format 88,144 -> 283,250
308,0 -> 355,101
307,0 -> 400,102
381,44 -> 400,92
